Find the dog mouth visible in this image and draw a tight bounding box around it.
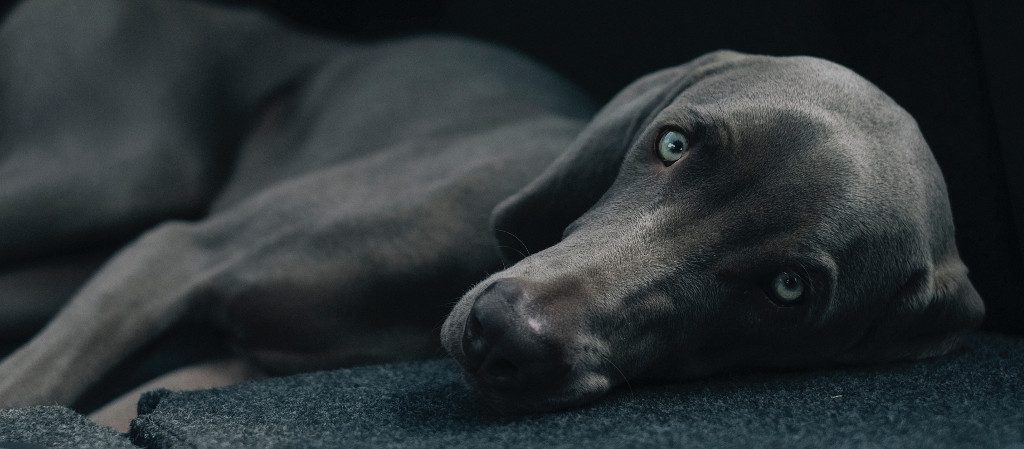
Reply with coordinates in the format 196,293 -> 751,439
451,342 -> 616,413
442,299 -> 618,413
466,369 -> 614,414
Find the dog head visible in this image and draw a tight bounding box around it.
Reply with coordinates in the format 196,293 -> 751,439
441,50 -> 984,412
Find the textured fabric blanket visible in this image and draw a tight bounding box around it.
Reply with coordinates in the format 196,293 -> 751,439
2,332 -> 1021,448
0,406 -> 135,448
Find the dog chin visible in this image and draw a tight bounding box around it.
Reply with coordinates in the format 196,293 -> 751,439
465,372 -> 614,415
449,349 -> 616,414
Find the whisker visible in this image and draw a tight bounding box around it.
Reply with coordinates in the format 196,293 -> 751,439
496,244 -> 528,261
599,353 -> 633,395
494,228 -> 532,257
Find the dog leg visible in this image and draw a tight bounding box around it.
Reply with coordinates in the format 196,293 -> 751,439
88,358 -> 263,432
0,222 -> 214,407
0,250 -> 112,344
0,0 -> 342,263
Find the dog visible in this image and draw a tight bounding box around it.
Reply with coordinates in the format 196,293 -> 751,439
0,0 -> 984,425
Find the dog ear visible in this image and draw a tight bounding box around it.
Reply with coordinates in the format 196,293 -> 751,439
490,50 -> 746,262
838,254 -> 985,364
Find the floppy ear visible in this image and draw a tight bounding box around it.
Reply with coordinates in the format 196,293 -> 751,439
490,50 -> 746,262
839,255 -> 985,363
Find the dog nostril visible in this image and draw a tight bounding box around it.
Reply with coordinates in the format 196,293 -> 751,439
462,313 -> 488,371
463,281 -> 515,372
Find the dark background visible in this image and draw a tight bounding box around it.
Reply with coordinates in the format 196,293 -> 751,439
0,0 -> 1021,336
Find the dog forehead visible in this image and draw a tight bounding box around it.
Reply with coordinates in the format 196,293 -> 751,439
642,66 -> 928,253
683,54 -> 887,104
667,54 -> 929,207
672,54 -> 910,140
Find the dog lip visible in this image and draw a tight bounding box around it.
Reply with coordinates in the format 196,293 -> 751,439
457,358 -> 614,412
471,378 -> 610,414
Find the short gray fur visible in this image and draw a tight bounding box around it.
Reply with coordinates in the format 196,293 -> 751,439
0,0 -> 593,406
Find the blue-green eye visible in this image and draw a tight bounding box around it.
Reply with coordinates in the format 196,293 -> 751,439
657,130 -> 689,164
771,271 -> 805,304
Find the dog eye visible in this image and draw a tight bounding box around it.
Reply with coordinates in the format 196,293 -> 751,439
657,130 -> 689,164
770,271 -> 804,304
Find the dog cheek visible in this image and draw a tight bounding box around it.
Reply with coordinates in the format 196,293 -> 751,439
585,290 -> 680,379
638,282 -> 729,376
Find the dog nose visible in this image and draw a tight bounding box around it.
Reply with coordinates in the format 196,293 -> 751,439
462,279 -> 570,391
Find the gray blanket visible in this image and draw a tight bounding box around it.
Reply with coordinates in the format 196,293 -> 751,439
0,406 -> 134,448
2,332 -> 1021,448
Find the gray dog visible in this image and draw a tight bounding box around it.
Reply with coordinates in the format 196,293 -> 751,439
0,0 -> 983,423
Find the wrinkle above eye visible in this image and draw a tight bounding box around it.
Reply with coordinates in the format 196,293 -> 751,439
661,106 -> 724,147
